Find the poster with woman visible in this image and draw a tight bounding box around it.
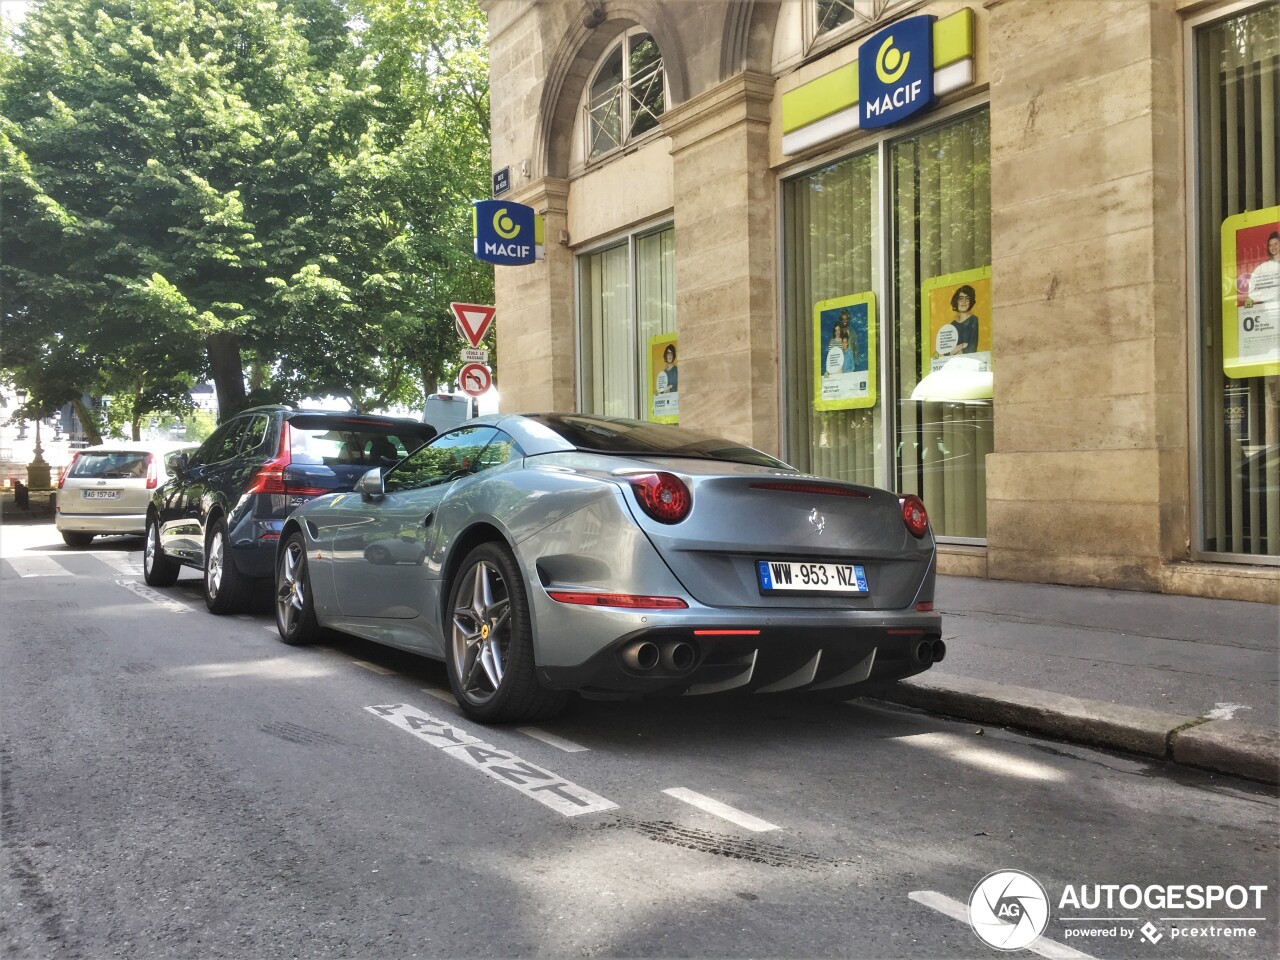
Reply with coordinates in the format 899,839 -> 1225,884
921,266 -> 993,377
813,292 -> 876,411
648,335 -> 679,423
1221,206 -> 1280,379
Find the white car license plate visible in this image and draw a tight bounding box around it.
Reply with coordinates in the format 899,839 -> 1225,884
83,489 -> 120,500
758,560 -> 868,594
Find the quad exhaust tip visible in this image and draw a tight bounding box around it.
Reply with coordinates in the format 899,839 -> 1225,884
914,638 -> 947,666
621,640 -> 698,674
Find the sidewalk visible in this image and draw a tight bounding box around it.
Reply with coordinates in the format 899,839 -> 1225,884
872,575 -> 1280,785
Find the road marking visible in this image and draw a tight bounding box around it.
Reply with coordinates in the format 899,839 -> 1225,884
909,891 -> 1097,960
1206,702 -> 1251,720
7,556 -> 72,578
421,686 -> 456,703
93,553 -> 143,575
661,787 -> 779,833
114,579 -> 192,614
367,704 -> 616,817
351,659 -> 396,675
517,727 -> 589,753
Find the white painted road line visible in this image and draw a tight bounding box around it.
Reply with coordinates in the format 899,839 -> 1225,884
93,553 -> 143,575
421,686 -> 456,704
909,891 -> 1098,960
517,727 -> 589,753
7,556 -> 72,578
351,659 -> 396,675
367,704 -> 616,817
661,787 -> 779,833
114,579 -> 192,614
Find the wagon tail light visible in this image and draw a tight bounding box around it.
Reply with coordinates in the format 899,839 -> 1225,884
145,454 -> 160,489
629,472 -> 691,524
58,452 -> 81,489
899,494 -> 930,538
245,423 -> 330,497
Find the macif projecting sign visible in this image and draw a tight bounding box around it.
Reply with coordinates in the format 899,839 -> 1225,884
473,199 -> 544,266
859,15 -> 934,130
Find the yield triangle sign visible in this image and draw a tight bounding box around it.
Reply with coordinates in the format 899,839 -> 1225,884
450,302 -> 496,348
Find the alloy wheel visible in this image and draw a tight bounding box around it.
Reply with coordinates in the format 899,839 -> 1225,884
277,539 -> 307,635
207,532 -> 224,598
450,560 -> 512,704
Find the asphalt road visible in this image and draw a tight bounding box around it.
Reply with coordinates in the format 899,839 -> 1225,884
1,525 -> 1277,960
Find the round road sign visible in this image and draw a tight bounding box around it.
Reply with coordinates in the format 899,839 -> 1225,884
459,363 -> 492,397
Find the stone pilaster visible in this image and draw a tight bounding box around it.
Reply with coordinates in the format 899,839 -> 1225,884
983,0 -> 1187,589
494,178 -> 576,413
664,72 -> 780,454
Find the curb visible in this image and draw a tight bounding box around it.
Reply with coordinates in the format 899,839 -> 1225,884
870,673 -> 1279,786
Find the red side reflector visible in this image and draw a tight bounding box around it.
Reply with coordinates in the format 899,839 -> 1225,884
260,532 -> 281,541
546,591 -> 688,609
748,481 -> 870,498
914,601 -> 934,612
692,629 -> 761,636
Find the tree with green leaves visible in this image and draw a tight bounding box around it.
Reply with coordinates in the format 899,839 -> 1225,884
1,0 -> 493,432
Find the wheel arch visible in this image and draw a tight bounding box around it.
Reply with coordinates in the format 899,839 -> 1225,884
438,521 -> 522,632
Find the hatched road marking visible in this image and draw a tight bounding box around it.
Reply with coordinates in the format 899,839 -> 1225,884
6,556 -> 73,578
909,891 -> 1097,960
662,787 -> 779,833
367,704 -> 616,817
114,579 -> 193,614
93,552 -> 143,575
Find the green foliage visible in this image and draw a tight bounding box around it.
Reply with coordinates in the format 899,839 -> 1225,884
1,0 -> 494,420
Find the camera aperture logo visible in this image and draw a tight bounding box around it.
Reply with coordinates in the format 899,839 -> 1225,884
969,869 -> 1050,950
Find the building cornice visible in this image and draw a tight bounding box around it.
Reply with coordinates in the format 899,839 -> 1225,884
661,71 -> 775,153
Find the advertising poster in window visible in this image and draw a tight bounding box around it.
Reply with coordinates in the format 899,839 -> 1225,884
647,335 -> 679,423
1221,206 -> 1280,379
920,266 -> 992,377
813,292 -> 876,411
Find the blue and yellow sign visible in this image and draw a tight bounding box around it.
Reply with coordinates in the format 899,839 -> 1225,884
473,199 -> 542,266
858,15 -> 934,131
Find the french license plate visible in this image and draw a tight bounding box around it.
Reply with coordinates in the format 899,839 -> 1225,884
82,489 -> 120,500
758,560 -> 868,594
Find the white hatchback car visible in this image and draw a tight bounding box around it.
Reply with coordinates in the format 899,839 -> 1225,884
55,441 -> 197,547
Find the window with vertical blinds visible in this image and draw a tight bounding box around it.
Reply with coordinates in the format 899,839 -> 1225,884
783,151 -> 881,487
893,111 -> 993,540
1195,4 -> 1279,559
578,226 -> 676,420
782,109 -> 992,540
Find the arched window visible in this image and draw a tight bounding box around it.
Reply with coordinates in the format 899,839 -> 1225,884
816,1 -> 857,37
586,29 -> 665,159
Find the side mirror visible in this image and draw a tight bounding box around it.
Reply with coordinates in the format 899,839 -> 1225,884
355,467 -> 385,500
166,451 -> 188,477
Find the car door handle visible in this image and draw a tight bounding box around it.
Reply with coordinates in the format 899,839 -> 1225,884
422,513 -> 434,528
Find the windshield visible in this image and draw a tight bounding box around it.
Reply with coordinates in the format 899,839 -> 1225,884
526,414 -> 790,469
67,452 -> 150,480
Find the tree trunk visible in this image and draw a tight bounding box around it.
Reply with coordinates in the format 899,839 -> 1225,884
207,332 -> 246,420
71,397 -> 103,446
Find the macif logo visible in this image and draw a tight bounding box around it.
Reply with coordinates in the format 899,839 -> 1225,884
473,199 -> 536,265
859,15 -> 934,130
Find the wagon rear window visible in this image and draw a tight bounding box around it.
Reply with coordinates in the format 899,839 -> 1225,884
67,452 -> 150,479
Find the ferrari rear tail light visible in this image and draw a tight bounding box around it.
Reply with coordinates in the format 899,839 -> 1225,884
547,591 -> 688,609
629,472 -> 691,524
58,452 -> 81,489
899,494 -> 929,538
145,454 -> 160,489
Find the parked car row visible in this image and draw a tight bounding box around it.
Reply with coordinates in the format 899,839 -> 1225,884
133,409 -> 941,725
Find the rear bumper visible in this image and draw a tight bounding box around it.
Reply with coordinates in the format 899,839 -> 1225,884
536,615 -> 943,697
55,512 -> 146,536
227,504 -> 286,579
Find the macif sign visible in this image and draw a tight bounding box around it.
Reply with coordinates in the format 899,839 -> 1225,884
473,199 -> 544,266
859,15 -> 934,130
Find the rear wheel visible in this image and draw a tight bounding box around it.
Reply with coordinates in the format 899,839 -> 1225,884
142,516 -> 180,587
61,532 -> 94,548
204,518 -> 254,614
445,542 -> 566,723
276,532 -> 321,646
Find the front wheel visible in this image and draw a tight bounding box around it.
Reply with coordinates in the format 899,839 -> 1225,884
204,518 -> 254,614
276,532 -> 321,646
445,542 -> 566,723
143,516 -> 180,587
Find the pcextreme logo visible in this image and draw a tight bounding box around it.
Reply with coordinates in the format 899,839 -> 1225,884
858,14 -> 934,130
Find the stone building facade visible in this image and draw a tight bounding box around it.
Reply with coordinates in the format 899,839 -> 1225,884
479,0 -> 1279,603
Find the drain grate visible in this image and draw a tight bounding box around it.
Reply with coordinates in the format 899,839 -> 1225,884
258,721 -> 345,746
598,817 -> 846,871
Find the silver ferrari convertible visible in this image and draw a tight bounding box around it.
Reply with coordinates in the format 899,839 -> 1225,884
275,414 -> 943,722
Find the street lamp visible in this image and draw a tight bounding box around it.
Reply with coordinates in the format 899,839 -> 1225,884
16,388 -> 51,488
15,388 -> 28,440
